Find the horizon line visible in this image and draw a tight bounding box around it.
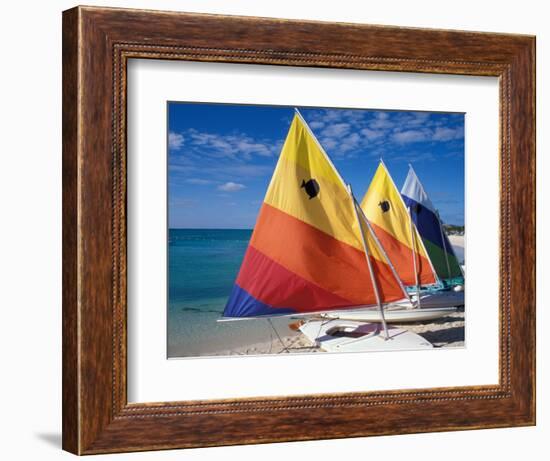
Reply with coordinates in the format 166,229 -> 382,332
169,227 -> 254,230
169,224 -> 465,230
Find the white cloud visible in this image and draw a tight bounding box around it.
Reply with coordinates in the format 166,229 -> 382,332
369,112 -> 394,129
303,109 -> 463,146
339,132 -> 362,153
361,128 -> 385,141
320,110 -> 345,123
309,121 -> 325,129
404,112 -> 430,127
185,178 -> 214,185
168,132 -> 184,150
392,129 -> 428,144
170,109 -> 463,181
185,129 -> 278,159
321,122 -> 350,137
320,137 -> 338,151
218,182 -> 246,192
432,126 -> 464,141
235,139 -> 273,157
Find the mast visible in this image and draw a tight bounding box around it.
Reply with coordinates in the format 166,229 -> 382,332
348,184 -> 390,340
408,206 -> 422,309
436,210 -> 453,280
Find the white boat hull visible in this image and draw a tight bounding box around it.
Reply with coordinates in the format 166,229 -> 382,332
399,290 -> 464,309
299,319 -> 433,352
326,306 -> 457,323
323,290 -> 463,323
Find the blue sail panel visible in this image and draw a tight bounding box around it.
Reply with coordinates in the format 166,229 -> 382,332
401,167 -> 463,282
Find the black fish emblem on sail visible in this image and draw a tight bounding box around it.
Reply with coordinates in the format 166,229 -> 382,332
378,200 -> 391,213
301,179 -> 320,199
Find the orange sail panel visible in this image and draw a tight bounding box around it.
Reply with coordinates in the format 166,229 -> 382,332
223,114 -> 405,318
360,162 -> 437,287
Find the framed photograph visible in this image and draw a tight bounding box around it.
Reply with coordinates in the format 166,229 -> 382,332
62,6 -> 535,454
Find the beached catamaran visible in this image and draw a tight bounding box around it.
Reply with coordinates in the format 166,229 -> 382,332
221,110 -> 432,351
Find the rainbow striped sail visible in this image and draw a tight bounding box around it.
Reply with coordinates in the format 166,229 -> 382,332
360,161 -> 438,288
401,165 -> 463,283
223,113 -> 406,319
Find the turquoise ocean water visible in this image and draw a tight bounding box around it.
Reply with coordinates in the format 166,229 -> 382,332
169,228 -> 251,313
167,229 -> 295,357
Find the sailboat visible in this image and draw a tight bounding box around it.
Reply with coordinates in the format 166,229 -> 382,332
325,161 -> 460,323
401,165 -> 465,287
222,110 -> 432,352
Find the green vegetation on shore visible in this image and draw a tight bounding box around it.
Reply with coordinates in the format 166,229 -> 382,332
443,224 -> 465,235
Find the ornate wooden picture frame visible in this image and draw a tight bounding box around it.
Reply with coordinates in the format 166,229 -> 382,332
62,5 -> 535,455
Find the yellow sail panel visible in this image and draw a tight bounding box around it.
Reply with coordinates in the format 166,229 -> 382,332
278,115 -> 343,188
361,162 -> 437,286
264,114 -> 363,251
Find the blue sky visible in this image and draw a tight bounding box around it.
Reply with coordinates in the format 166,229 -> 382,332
168,103 -> 464,228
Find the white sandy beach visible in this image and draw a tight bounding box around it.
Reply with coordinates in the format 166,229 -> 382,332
448,234 -> 465,264
212,309 -> 464,356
